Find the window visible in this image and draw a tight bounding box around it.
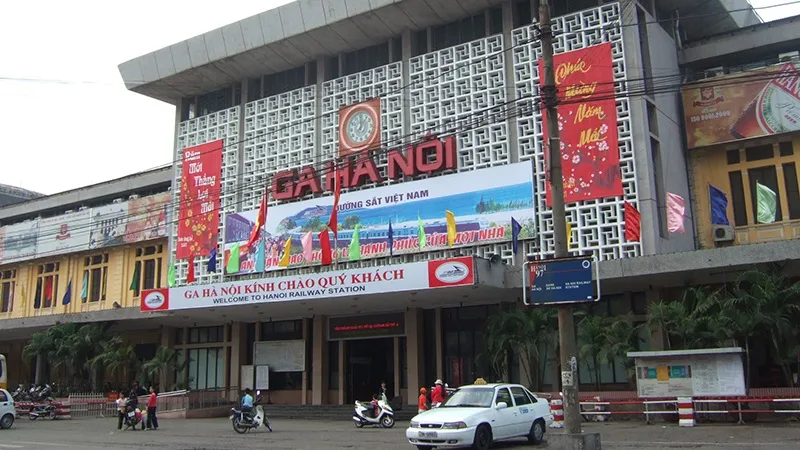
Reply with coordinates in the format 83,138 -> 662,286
196,86 -> 237,117
780,141 -> 794,157
82,253 -> 108,303
783,163 -> 800,219
749,166 -> 783,221
727,149 -> 741,165
186,347 -> 225,391
343,42 -> 391,76
260,320 -> 303,341
0,270 -> 15,313
651,139 -> 667,237
510,386 -> 531,406
729,171 -> 748,226
745,144 -> 774,162
412,30 -> 428,58
34,262 -> 59,309
431,13 -> 487,51
637,7 -> 654,95
495,387 -> 512,406
512,1 -> 531,28
443,305 -> 501,385
399,337 -> 408,389
188,326 -> 225,344
262,66 -> 306,98
0,390 -> 6,402
133,244 -> 164,297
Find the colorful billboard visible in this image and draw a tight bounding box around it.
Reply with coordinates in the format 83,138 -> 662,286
141,256 -> 476,312
38,209 -> 92,257
540,42 -> 623,204
682,62 -> 800,149
176,140 -> 222,259
0,219 -> 38,264
124,193 -> 169,244
223,162 -> 536,274
0,192 -> 170,265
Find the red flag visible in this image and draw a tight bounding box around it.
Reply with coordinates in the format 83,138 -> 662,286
44,277 -> 53,301
246,193 -> 268,250
186,255 -> 196,283
328,167 -> 341,238
319,229 -> 333,266
624,201 -> 641,242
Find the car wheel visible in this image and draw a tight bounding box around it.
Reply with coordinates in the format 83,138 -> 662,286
417,446 -> 434,450
527,419 -> 545,444
0,414 -> 14,429
472,424 -> 492,450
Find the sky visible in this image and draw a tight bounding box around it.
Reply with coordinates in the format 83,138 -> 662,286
0,0 -> 798,196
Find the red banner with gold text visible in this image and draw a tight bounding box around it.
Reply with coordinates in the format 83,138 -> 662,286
540,43 -> 622,205
176,140 -> 223,259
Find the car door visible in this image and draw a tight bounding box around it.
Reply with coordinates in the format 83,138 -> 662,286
492,387 -> 518,440
509,386 -> 534,436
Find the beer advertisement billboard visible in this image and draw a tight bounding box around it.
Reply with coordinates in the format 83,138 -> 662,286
682,62 -> 800,149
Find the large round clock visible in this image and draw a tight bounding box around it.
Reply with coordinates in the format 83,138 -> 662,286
346,110 -> 375,145
338,99 -> 381,155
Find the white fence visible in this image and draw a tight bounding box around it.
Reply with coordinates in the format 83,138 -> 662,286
67,390 -> 188,419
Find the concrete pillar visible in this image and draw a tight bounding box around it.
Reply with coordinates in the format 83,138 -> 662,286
34,355 -> 44,385
159,326 -> 176,390
311,315 -> 328,405
406,308 -> 424,402
229,322 -> 246,393
301,319 -> 309,405
338,340 -> 345,405
501,0 -> 520,166
435,308 -> 443,378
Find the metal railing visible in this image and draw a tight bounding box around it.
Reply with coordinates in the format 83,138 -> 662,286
67,390 -> 188,419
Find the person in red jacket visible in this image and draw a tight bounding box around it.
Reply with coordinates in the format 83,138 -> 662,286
145,386 -> 159,430
418,387 -> 428,414
431,379 -> 446,406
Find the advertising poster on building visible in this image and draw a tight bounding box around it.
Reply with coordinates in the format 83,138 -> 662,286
89,202 -> 128,249
125,192 -> 169,244
223,162 -> 535,274
176,140 -> 223,259
0,219 -> 38,264
37,209 -> 92,257
540,42 -> 622,204
681,62 -> 800,149
141,256 -> 475,312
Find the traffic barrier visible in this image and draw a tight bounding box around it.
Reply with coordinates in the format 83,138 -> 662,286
550,399 -> 564,428
693,397 -> 800,424
14,401 -> 71,419
678,397 -> 695,427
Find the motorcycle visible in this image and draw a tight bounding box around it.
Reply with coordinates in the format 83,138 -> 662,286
29,403 -> 57,421
230,390 -> 272,434
35,384 -> 53,402
353,399 -> 395,428
123,404 -> 146,431
11,384 -> 26,401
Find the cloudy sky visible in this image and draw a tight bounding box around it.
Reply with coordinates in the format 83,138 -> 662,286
0,0 -> 797,195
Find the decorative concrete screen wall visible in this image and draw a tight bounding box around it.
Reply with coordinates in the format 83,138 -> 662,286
169,2 -> 641,285
513,2 -> 642,260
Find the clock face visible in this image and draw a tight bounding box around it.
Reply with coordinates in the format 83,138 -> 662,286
345,110 -> 375,145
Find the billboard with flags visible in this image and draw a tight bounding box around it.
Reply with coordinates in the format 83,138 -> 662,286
222,163 -> 537,275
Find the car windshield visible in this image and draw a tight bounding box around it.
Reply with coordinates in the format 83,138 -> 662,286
441,387 -> 495,408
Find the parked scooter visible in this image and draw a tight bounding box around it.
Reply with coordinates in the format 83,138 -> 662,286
123,397 -> 145,430
28,403 -> 57,420
353,398 -> 395,428
11,384 -> 27,401
230,390 -> 272,434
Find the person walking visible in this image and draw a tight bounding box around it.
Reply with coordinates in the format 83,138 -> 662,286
418,387 -> 429,414
116,393 -> 127,430
146,386 -> 159,430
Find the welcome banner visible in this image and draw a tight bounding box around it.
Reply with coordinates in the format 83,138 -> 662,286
223,162 -> 536,275
540,42 -> 623,204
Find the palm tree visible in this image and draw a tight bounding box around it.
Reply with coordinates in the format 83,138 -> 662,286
142,346 -> 189,389
604,314 -> 643,387
728,267 -> 800,386
647,287 -> 723,350
88,336 -> 139,382
484,306 -> 557,391
577,315 -> 609,390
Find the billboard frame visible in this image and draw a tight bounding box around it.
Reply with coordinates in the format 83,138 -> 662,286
521,255 -> 601,306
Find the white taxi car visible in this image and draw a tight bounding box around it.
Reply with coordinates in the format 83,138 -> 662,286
0,388 -> 16,429
406,383 -> 552,449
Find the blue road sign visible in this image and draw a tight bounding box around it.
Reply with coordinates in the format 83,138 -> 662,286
528,257 -> 596,305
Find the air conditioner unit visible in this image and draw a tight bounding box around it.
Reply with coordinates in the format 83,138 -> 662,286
712,225 -> 734,242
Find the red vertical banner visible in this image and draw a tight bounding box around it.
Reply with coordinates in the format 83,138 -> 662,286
176,140 -> 223,259
540,43 -> 622,205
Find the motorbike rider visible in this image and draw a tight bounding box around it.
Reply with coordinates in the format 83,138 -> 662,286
241,388 -> 255,422
369,394 -> 380,418
431,379 -> 446,406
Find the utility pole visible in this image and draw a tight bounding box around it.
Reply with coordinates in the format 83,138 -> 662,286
539,2 -> 597,448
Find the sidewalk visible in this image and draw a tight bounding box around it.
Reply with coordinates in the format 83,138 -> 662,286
549,421 -> 800,449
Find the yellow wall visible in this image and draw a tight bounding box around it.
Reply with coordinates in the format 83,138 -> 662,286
0,239 -> 167,321
691,134 -> 800,248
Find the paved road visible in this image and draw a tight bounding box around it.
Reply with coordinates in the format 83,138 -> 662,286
1,417 -> 799,449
